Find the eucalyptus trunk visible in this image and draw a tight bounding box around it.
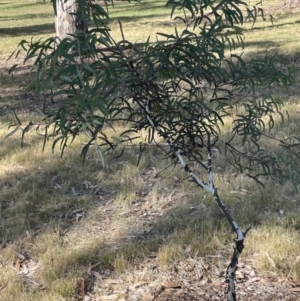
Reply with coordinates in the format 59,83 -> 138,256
55,0 -> 88,40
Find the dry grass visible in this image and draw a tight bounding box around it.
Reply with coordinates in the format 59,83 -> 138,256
1,0 -> 300,300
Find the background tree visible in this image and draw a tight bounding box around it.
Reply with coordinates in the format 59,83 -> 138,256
9,0 -> 299,300
55,0 -> 88,40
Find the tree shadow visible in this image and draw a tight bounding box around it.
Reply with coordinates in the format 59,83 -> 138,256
0,64 -> 46,115
1,139 -> 299,298
5,2 -> 43,9
242,39 -> 281,49
0,12 -> 53,21
241,47 -> 300,99
104,12 -> 173,24
244,19 -> 300,32
0,23 -> 54,37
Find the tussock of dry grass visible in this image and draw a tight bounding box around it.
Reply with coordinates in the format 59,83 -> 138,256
245,225 -> 300,280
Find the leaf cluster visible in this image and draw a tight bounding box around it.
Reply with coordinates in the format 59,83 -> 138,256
9,0 -> 299,189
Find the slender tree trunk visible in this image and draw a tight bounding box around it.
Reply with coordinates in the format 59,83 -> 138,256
55,0 -> 88,40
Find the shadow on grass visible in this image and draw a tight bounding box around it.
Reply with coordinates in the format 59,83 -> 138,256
0,143 -> 234,257
244,19 -> 300,32
104,12 -> 172,25
0,130 -> 300,299
3,2 -> 44,9
0,63 -> 49,116
242,39 -> 281,49
0,23 -> 54,37
0,12 -> 53,21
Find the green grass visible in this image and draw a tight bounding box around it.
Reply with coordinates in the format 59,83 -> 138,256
0,0 -> 300,300
0,1 -> 54,58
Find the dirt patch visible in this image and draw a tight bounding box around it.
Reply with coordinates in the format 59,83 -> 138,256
68,255 -> 300,300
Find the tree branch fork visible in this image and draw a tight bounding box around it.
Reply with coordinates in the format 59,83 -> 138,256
144,96 -> 250,301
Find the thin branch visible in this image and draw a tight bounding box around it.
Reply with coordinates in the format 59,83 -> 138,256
118,20 -> 125,41
143,91 -> 248,301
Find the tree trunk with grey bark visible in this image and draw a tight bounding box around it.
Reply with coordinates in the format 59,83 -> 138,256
55,0 -> 88,40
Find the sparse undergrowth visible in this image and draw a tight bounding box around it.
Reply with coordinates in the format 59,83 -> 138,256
1,0 -> 300,300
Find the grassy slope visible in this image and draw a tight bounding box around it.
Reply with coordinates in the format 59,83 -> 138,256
0,0 -> 300,300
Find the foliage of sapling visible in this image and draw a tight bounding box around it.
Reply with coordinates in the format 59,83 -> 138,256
8,0 -> 300,299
